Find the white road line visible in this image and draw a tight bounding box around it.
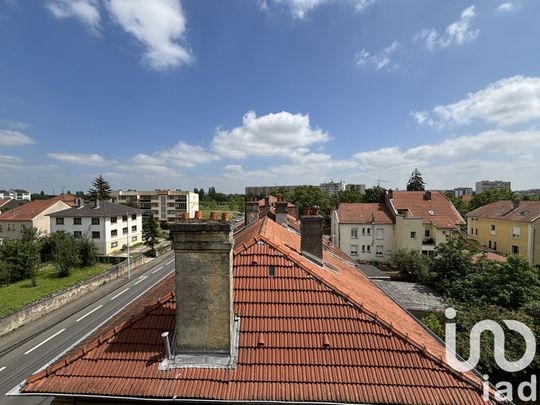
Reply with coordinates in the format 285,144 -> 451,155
0,366 -> 6,372
166,259 -> 174,265
24,329 -> 66,355
152,266 -> 163,274
76,305 -> 103,322
110,288 -> 129,301
134,276 -> 147,285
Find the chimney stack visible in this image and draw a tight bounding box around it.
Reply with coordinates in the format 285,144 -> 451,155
512,199 -> 520,210
424,191 -> 432,201
245,196 -> 259,226
300,206 -> 323,263
388,189 -> 393,199
275,195 -> 289,226
170,218 -> 235,361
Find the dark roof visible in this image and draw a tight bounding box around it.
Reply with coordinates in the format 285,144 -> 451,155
22,217 -> 500,404
466,200 -> 540,223
47,201 -> 140,218
11,188 -> 28,193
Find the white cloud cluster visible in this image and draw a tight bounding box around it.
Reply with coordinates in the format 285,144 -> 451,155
261,0 -> 375,19
415,6 -> 479,51
46,0 -> 192,71
0,129 -> 35,146
212,111 -> 330,160
497,2 -> 517,12
0,154 -> 22,168
132,141 -> 219,170
355,41 -> 400,71
414,76 -> 540,128
47,152 -> 117,166
46,0 -> 101,33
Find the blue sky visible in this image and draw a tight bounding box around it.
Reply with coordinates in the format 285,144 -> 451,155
1,0 -> 540,194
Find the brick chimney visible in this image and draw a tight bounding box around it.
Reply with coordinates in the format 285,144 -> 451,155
169,219 -> 236,366
424,190 -> 432,201
275,195 -> 288,226
300,206 -> 323,263
512,199 -> 520,210
245,196 -> 259,226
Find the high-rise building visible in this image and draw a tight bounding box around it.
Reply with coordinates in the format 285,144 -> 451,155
475,180 -> 511,194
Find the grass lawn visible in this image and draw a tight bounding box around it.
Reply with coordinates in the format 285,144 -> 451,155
0,262 -> 110,317
199,206 -> 242,220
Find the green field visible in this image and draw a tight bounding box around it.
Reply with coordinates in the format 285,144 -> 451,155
199,205 -> 242,220
0,262 -> 110,317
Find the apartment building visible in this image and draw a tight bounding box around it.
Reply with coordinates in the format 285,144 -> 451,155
466,200 -> 540,266
0,189 -> 31,201
245,184 -> 303,197
48,201 -> 142,255
345,183 -> 366,194
0,199 -> 71,241
320,180 -> 346,196
475,180 -> 511,194
332,190 -> 465,261
110,189 -> 198,222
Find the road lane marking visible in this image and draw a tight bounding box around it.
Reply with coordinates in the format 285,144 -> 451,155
134,276 -> 147,285
110,288 -> 129,301
76,305 -> 103,322
0,366 -> 6,372
152,266 -> 163,274
166,259 -> 174,265
24,329 -> 66,355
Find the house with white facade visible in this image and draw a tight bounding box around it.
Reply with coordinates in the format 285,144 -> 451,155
0,189 -> 31,201
48,201 -> 143,255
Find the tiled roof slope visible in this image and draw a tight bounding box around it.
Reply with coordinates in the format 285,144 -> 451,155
0,199 -> 10,208
466,200 -> 540,223
47,200 -> 140,218
391,191 -> 465,229
337,202 -> 394,224
0,199 -> 63,221
23,217 -> 499,404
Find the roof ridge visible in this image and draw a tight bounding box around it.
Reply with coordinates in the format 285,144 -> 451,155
250,235 -> 493,401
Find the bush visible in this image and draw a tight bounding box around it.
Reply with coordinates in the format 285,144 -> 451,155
391,248 -> 431,283
77,237 -> 97,267
49,232 -> 81,277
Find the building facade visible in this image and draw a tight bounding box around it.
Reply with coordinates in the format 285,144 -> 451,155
453,187 -> 473,197
110,190 -> 198,222
245,185 -> 304,197
48,201 -> 143,255
466,200 -> 540,266
345,183 -> 366,194
320,180 -> 346,196
475,180 -> 511,194
0,189 -> 31,201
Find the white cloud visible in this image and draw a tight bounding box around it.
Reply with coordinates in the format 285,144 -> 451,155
414,76 -> 540,128
261,0 -> 375,19
132,141 -> 219,168
212,111 -> 330,160
0,129 -> 35,146
0,154 -> 22,168
105,0 -> 193,70
497,2 -> 516,12
415,6 -> 479,51
355,41 -> 400,71
47,152 -> 117,166
46,0 -> 101,32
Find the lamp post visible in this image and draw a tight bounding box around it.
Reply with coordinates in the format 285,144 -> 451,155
126,211 -> 131,279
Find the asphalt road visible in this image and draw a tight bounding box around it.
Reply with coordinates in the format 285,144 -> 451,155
0,253 -> 175,405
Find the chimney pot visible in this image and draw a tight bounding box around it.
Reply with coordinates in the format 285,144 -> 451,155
194,210 -> 203,220
209,211 -> 218,221
275,197 -> 289,226
245,197 -> 260,226
181,212 -> 189,220
300,207 -> 323,263
221,212 -> 230,222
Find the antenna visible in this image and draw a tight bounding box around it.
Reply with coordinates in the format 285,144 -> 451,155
376,179 -> 388,187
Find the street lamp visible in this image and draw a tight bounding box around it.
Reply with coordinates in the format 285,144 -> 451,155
126,211 -> 131,279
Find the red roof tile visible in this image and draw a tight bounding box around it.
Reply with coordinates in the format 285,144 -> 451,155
391,191 -> 465,229
466,200 -> 540,223
22,217 -> 500,404
0,199 -> 67,221
337,203 -> 394,224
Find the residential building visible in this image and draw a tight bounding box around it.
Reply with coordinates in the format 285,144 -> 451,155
0,189 -> 31,200
319,179 -> 346,196
0,199 -> 71,241
345,183 -> 366,194
0,198 -> 27,214
48,201 -> 143,255
453,187 -> 473,197
332,190 -> 465,260
466,200 -> 540,266
19,213 -> 498,404
245,184 -> 303,197
110,189 -> 198,222
475,180 -> 511,194
48,193 -> 80,207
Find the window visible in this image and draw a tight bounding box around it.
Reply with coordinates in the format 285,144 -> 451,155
410,231 -> 416,239
376,245 -> 383,256
488,241 -> 492,249
56,217 -> 64,225
425,229 -> 430,237
376,228 -> 383,240
122,215 -> 128,222
131,214 -> 136,220
351,228 -> 358,239
512,227 -> 520,238
123,227 -> 128,235
92,231 -> 100,239
512,245 -> 519,254
91,217 -> 100,225
111,241 -> 118,248
132,236 -> 137,242
73,231 -> 82,238
491,224 -> 496,231
475,228 -> 478,236
131,225 -> 137,232
366,245 -> 371,253
350,244 -> 358,255
73,217 -> 81,225
361,245 -> 365,252
111,229 -> 118,237
362,227 -> 371,236
0,225 -> 2,232
111,216 -> 117,223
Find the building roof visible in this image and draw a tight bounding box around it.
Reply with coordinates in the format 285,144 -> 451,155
47,201 -> 140,218
258,195 -> 296,208
336,202 -> 394,224
391,191 -> 465,229
22,217 -> 499,404
0,199 -> 66,221
466,200 -> 540,223
11,188 -> 28,193
0,199 -> 10,208
48,194 -> 79,207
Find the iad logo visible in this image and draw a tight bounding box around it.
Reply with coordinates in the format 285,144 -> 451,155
444,308 -> 537,402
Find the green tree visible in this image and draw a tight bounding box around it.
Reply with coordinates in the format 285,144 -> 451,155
88,175 -> 112,202
208,186 -> 216,198
198,188 -> 206,201
291,186 -> 330,216
362,186 -> 386,203
337,189 -> 363,204
391,248 -> 431,283
406,168 -> 426,191
77,237 -> 97,267
469,188 -> 515,211
269,187 -> 292,201
443,192 -> 469,217
50,232 -> 81,277
0,238 -> 40,285
430,235 -> 473,293
142,214 -> 160,256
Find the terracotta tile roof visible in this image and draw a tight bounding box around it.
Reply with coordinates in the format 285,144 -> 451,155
391,191 -> 465,229
471,252 -> 508,264
48,194 -> 79,207
466,200 -> 540,223
0,199 -> 10,208
22,217 -> 500,404
0,199 -> 66,221
336,203 -> 394,224
258,196 -> 295,208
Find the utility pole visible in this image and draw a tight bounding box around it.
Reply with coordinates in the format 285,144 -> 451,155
126,211 -> 131,279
